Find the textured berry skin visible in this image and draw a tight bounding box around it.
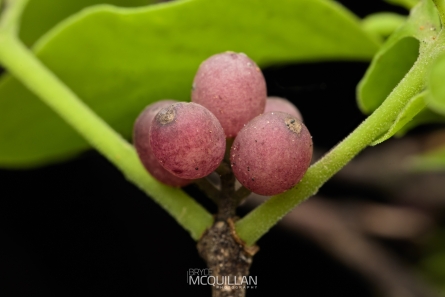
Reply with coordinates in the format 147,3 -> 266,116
191,52 -> 267,137
133,100 -> 192,187
264,96 -> 303,121
230,112 -> 312,196
150,102 -> 226,179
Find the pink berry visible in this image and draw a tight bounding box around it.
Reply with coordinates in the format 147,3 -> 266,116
230,112 -> 312,195
192,52 -> 267,137
264,96 -> 303,121
150,102 -> 226,179
133,100 -> 192,187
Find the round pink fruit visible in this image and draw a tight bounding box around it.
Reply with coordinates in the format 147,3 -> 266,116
150,102 -> 226,179
264,96 -> 303,121
192,52 -> 267,137
230,111 -> 312,195
133,100 -> 192,187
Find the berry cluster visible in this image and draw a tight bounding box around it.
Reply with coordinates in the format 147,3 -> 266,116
133,52 -> 313,196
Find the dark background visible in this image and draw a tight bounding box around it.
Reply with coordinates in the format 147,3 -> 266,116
0,1 -> 408,296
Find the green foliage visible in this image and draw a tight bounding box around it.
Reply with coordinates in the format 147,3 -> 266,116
427,52 -> 445,115
357,0 -> 445,145
0,0 -> 379,168
358,0 -> 439,114
385,0 -> 420,10
419,230 -> 445,292
357,36 -> 419,113
19,0 -> 156,47
412,147 -> 445,170
362,12 -> 407,39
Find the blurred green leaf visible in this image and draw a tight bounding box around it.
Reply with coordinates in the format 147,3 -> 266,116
411,141 -> 445,171
19,0 -> 157,47
384,0 -> 420,10
357,36 -> 419,113
427,52 -> 445,115
0,0 -> 380,168
421,251 -> 445,292
362,12 -> 407,39
357,0 -> 440,114
371,91 -> 427,145
419,230 -> 445,292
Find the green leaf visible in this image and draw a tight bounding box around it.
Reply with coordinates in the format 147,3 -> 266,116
421,253 -> 445,292
371,90 -> 427,145
357,36 -> 419,113
0,0 -> 380,168
357,0 -> 440,114
362,12 -> 407,39
420,229 -> 445,291
19,0 -> 158,47
384,0 -> 420,10
427,52 -> 445,115
411,144 -> 445,171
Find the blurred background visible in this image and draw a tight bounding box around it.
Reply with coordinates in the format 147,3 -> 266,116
2,0 -> 445,296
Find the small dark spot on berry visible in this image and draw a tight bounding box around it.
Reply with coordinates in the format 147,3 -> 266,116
251,178 -> 255,181
247,166 -> 250,171
195,167 -> 199,170
157,104 -> 176,125
285,118 -> 302,134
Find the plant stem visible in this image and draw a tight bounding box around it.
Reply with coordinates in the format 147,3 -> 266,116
0,34 -> 213,240
0,0 -> 29,34
198,220 -> 254,297
235,51 -> 433,246
217,161 -> 236,221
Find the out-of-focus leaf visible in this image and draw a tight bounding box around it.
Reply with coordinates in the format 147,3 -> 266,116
371,91 -> 427,145
0,0 -> 380,168
420,230 -> 445,291
357,37 -> 419,113
362,12 -> 407,39
411,147 -> 445,171
385,0 -> 420,10
19,0 -> 158,47
427,52 -> 445,115
357,0 -> 440,114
